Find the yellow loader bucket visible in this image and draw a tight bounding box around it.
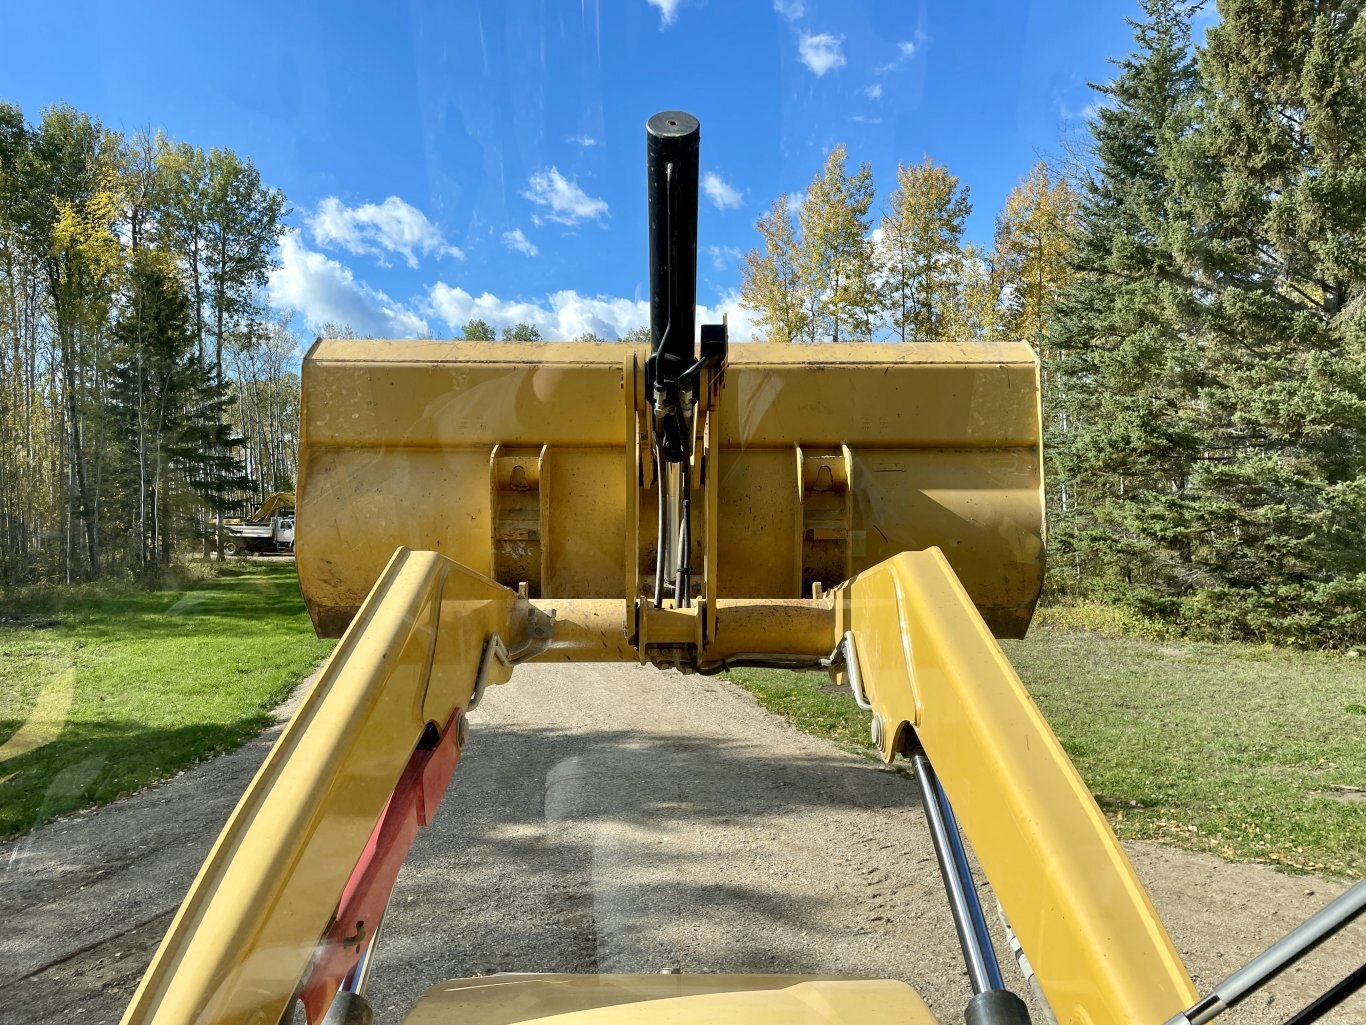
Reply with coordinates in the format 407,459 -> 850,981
296,337 -> 1044,640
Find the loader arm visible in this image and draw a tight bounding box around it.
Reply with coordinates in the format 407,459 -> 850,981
120,546 -> 1197,1025
832,550 -> 1197,1023
119,549 -> 534,1025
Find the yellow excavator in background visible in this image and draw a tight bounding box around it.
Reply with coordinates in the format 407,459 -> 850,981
225,492 -> 296,528
119,112 -> 1364,1025
222,492 -> 297,556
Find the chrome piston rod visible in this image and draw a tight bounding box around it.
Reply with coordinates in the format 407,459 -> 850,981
1163,878 -> 1366,1025
910,752 -> 1005,995
910,752 -> 1032,1024
319,894 -> 390,1025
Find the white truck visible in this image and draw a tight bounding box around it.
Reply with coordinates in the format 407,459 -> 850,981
223,513 -> 294,555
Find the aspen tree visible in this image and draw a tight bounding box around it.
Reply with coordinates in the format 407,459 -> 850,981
879,157 -> 971,342
739,194 -> 808,342
799,145 -> 877,342
994,162 -> 1079,353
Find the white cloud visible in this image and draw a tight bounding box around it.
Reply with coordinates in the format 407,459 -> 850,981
786,190 -> 808,213
773,0 -> 803,21
307,196 -> 461,269
429,284 -> 643,341
865,83 -> 883,100
648,0 -> 681,26
426,283 -> 759,342
567,135 -> 598,147
708,245 -> 743,271
502,228 -> 539,257
268,231 -> 430,338
877,34 -> 926,73
522,168 -> 610,226
1057,94 -> 1111,122
702,171 -> 744,211
851,114 -> 883,124
798,33 -> 846,76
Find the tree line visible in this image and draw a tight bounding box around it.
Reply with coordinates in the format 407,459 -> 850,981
455,319 -> 650,344
741,0 -> 1366,647
739,149 -> 1078,346
1052,0 -> 1366,646
0,102 -> 296,585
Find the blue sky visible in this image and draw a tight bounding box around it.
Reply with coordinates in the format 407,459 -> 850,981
4,1 -> 1170,341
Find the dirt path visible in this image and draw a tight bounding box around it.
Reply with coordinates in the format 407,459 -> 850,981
2,661 -> 1362,1024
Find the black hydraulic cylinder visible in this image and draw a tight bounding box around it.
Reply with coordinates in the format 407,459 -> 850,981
646,110 -> 699,393
910,753 -> 1007,996
965,990 -> 1032,1025
1280,963 -> 1366,1025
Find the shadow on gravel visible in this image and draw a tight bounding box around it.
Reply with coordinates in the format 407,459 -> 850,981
370,718 -> 929,1016
3,695 -> 934,1025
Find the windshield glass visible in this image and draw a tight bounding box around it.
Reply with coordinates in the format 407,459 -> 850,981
2,4 -> 1364,1025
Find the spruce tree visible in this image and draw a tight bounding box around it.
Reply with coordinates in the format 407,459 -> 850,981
1168,0 -> 1366,641
1046,0 -> 1203,603
110,258 -> 249,569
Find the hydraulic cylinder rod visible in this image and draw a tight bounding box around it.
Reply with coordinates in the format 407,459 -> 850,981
910,753 -> 1006,995
1163,878 -> 1366,1025
911,752 -> 1032,1024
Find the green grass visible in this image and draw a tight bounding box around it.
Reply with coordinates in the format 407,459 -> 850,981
729,624 -> 1366,877
0,562 -> 334,838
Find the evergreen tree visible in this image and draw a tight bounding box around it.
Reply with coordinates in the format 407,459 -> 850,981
1046,0 -> 1203,601
879,157 -> 972,342
109,259 -> 249,568
1166,0 -> 1366,641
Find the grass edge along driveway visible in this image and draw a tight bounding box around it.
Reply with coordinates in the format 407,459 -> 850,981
728,622 -> 1366,878
0,562 -> 334,839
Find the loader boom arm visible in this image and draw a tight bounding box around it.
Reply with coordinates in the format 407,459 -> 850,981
119,550 -> 528,1025
833,550 -> 1197,1023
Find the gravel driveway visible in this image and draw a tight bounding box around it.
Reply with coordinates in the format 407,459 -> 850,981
2,661 -> 1362,1024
